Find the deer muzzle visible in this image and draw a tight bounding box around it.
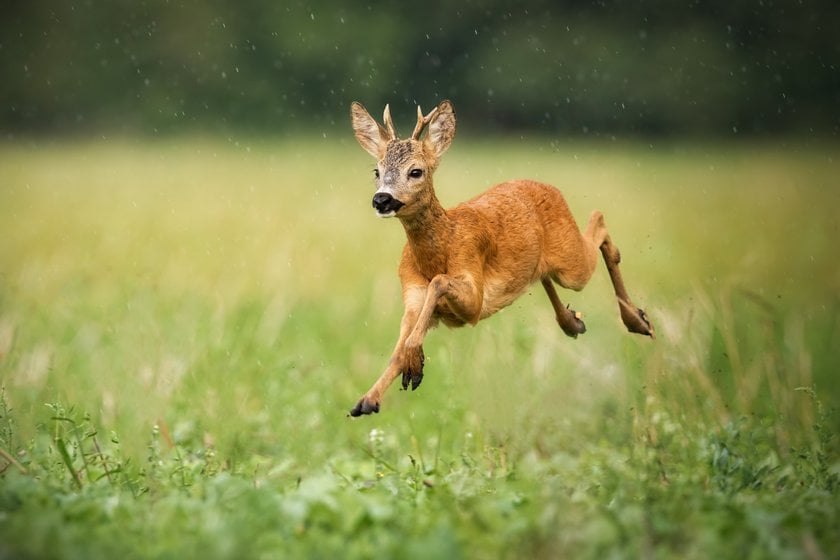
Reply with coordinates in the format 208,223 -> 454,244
372,192 -> 405,217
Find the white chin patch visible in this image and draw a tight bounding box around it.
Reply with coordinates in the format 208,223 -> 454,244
375,210 -> 397,218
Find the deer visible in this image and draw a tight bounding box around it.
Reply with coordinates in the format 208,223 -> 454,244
348,100 -> 654,417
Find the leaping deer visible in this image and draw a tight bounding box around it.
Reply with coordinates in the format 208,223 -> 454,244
349,100 -> 653,417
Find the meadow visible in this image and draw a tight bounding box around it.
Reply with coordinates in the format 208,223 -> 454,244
0,135 -> 838,559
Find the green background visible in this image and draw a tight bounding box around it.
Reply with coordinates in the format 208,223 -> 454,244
2,0 -> 838,136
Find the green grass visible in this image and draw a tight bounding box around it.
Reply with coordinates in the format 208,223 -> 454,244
0,136 -> 838,559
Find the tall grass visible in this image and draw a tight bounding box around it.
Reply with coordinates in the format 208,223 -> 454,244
0,137 -> 838,558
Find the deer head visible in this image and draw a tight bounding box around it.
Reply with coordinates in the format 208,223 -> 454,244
351,100 -> 456,218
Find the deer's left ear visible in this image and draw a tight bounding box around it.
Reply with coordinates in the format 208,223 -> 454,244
351,102 -> 391,159
424,100 -> 456,158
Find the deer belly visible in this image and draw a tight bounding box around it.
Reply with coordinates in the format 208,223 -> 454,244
480,277 -> 530,319
431,280 -> 524,327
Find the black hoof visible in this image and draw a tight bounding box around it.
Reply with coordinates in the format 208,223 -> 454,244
349,397 -> 380,417
401,369 -> 424,391
401,347 -> 425,391
561,306 -> 587,338
618,299 -> 655,338
635,308 -> 655,338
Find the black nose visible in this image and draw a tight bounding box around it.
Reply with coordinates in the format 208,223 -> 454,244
372,192 -> 404,214
372,192 -> 393,211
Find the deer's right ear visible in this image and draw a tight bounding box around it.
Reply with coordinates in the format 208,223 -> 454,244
351,102 -> 390,159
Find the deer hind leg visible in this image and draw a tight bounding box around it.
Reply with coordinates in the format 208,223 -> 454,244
542,278 -> 587,338
586,210 -> 655,337
540,212 -> 598,337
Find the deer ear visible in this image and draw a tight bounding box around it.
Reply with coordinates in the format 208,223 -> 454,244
351,102 -> 390,159
424,100 -> 456,158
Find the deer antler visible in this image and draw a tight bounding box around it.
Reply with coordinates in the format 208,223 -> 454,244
383,104 -> 397,140
411,105 -> 440,140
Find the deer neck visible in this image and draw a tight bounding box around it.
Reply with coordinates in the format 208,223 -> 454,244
400,192 -> 451,279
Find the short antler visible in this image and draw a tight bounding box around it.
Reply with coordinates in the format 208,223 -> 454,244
383,104 -> 397,140
411,105 -> 440,140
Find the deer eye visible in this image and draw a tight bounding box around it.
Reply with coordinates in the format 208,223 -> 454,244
373,168 -> 380,179
408,168 -> 423,179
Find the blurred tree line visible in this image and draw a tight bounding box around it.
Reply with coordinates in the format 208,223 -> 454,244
1,0 -> 837,137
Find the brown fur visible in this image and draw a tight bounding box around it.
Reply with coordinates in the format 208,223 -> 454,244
349,100 -> 653,416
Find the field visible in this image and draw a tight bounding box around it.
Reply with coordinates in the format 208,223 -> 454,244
0,136 -> 838,559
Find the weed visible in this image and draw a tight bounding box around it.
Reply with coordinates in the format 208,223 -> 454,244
791,387 -> 839,492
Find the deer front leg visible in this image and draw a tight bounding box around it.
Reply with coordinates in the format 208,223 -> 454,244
350,287 -> 427,417
398,273 -> 482,389
349,274 -> 483,417
404,271 -> 482,342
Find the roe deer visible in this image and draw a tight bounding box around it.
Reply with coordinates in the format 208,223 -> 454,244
349,100 -> 653,417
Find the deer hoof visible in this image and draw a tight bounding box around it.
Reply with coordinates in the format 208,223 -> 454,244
618,299 -> 655,338
402,369 -> 424,391
633,307 -> 655,338
400,346 -> 425,391
349,397 -> 380,417
561,307 -> 587,338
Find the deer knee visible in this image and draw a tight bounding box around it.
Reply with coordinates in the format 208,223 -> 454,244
433,273 -> 483,324
429,274 -> 451,295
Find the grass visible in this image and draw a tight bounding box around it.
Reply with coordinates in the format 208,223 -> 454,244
0,135 -> 838,559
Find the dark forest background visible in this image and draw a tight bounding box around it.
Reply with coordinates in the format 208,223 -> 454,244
2,0 -> 838,137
